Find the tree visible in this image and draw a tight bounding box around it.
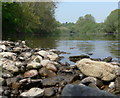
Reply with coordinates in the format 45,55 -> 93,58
75,14 -> 97,33
2,1 -> 58,40
104,9 -> 120,34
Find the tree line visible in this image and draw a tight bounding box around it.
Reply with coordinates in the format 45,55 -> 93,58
58,9 -> 120,35
2,2 -> 120,40
2,2 -> 59,40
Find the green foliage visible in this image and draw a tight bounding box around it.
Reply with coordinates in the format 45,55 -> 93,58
75,14 -> 97,33
2,2 -> 58,40
59,10 -> 119,35
104,9 -> 120,34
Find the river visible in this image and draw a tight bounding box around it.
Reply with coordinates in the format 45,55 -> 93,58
25,33 -> 120,65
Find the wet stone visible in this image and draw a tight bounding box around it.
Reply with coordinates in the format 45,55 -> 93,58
69,55 -> 90,62
103,56 -> 112,62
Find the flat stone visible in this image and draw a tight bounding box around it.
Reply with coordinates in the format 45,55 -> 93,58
69,55 -> 90,62
76,59 -> 118,81
20,87 -> 44,97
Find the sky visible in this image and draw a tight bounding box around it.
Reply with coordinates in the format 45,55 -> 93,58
55,2 -> 118,23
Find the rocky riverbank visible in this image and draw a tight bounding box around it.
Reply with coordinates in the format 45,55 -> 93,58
0,40 -> 120,97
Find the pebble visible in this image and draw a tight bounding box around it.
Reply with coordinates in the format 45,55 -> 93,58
24,70 -> 38,78
27,61 -> 42,69
39,67 -> 56,77
20,87 -> 44,97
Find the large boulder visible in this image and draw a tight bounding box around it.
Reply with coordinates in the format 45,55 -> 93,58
61,84 -> 115,96
76,59 -> 118,81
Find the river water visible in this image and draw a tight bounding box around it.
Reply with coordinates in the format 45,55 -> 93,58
26,34 -> 120,65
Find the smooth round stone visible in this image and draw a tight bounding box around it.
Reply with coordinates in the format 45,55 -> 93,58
20,88 -> 44,97
46,64 -> 57,72
24,70 -> 38,78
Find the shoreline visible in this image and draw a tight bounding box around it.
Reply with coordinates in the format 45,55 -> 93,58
0,40 -> 120,97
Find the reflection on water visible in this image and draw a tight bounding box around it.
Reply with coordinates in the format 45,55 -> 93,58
26,34 -> 120,64
26,36 -> 58,49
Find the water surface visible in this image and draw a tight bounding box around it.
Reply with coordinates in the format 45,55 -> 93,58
26,34 -> 120,64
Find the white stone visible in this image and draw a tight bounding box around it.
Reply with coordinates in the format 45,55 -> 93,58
109,82 -> 115,89
0,45 -> 6,50
20,88 -> 44,97
37,50 -> 49,58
